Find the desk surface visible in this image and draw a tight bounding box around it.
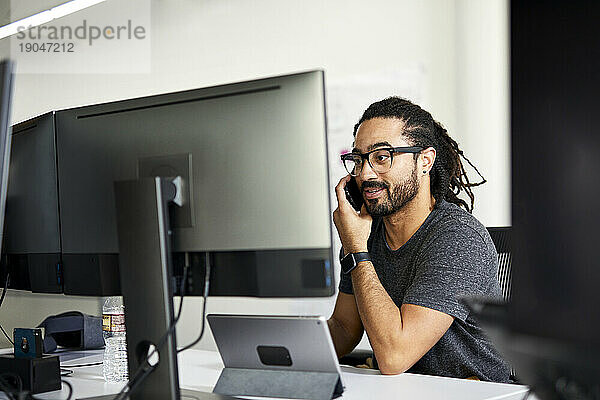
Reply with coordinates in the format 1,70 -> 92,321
24,349 -> 529,400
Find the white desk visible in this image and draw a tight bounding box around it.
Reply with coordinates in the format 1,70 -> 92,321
20,349 -> 530,400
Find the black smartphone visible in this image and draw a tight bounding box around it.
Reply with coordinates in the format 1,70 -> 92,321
344,177 -> 364,212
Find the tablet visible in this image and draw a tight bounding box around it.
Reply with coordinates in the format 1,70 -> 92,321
207,314 -> 343,379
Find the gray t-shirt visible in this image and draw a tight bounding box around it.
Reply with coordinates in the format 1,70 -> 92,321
339,200 -> 511,382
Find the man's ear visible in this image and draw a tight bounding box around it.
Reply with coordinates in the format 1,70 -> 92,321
421,147 -> 436,173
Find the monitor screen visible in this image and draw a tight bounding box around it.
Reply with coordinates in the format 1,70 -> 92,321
52,71 -> 334,296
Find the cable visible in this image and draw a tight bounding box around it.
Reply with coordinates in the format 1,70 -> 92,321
0,373 -> 22,394
61,361 -> 103,368
60,361 -> 104,377
0,324 -> 12,345
115,361 -> 154,400
0,373 -> 18,400
61,380 -> 74,400
113,261 -> 192,400
0,272 -> 14,345
0,273 -> 8,307
177,252 -> 210,353
521,388 -> 532,400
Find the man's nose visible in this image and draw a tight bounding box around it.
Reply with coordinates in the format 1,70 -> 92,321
359,160 -> 378,180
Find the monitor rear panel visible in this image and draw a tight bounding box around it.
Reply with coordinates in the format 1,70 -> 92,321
2,113 -> 62,293
511,0 -> 600,346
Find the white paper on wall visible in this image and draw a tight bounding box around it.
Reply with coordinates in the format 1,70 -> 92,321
326,66 -> 426,181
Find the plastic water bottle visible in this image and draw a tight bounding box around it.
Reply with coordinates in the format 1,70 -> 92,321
102,296 -> 129,383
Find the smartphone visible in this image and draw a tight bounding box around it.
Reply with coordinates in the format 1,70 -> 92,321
344,177 -> 364,212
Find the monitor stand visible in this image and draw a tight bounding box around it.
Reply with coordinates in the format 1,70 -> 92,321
81,178 -> 234,400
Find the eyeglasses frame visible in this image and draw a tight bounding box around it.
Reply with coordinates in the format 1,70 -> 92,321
340,146 -> 424,176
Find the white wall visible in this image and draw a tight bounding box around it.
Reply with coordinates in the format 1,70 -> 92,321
0,0 -> 508,350
455,0 -> 510,227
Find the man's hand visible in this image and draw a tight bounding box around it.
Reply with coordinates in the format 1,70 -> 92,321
333,175 -> 372,253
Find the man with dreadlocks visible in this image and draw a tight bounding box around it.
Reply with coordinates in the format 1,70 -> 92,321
328,97 -> 510,382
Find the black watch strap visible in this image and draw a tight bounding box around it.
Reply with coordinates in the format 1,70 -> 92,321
341,251 -> 371,274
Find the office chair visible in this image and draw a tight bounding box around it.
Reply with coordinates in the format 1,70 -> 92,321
486,227 -> 512,301
338,226 -> 513,369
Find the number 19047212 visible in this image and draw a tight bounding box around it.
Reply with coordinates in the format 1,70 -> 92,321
19,42 -> 75,52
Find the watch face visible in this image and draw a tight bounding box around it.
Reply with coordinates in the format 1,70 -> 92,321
341,252 -> 370,274
341,254 -> 354,274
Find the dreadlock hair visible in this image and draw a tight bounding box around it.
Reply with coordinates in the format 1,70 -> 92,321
353,97 -> 486,213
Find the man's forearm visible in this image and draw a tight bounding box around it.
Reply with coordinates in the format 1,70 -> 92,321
327,317 -> 359,358
351,261 -> 406,372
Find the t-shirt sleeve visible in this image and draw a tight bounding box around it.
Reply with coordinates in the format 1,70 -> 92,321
402,225 -> 497,321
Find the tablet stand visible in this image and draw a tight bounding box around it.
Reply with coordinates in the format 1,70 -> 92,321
214,367 -> 343,399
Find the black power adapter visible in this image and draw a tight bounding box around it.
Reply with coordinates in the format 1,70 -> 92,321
0,354 -> 61,394
0,328 -> 61,394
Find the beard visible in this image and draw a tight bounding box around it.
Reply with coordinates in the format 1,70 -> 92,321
362,165 -> 419,217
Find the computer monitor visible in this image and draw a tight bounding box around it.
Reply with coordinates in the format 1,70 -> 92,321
2,113 -> 62,293
4,70 -> 335,297
508,1 -> 600,398
0,60 -> 14,261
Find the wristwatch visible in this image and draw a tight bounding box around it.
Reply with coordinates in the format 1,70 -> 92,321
340,251 -> 371,274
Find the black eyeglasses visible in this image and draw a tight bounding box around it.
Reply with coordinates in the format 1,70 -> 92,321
340,146 -> 423,176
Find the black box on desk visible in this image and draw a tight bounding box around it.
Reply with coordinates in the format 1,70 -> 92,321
0,354 -> 61,394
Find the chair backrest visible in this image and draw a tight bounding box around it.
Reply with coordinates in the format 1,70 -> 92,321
486,227 -> 512,301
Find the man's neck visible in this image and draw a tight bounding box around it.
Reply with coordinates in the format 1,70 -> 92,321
383,191 -> 436,251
